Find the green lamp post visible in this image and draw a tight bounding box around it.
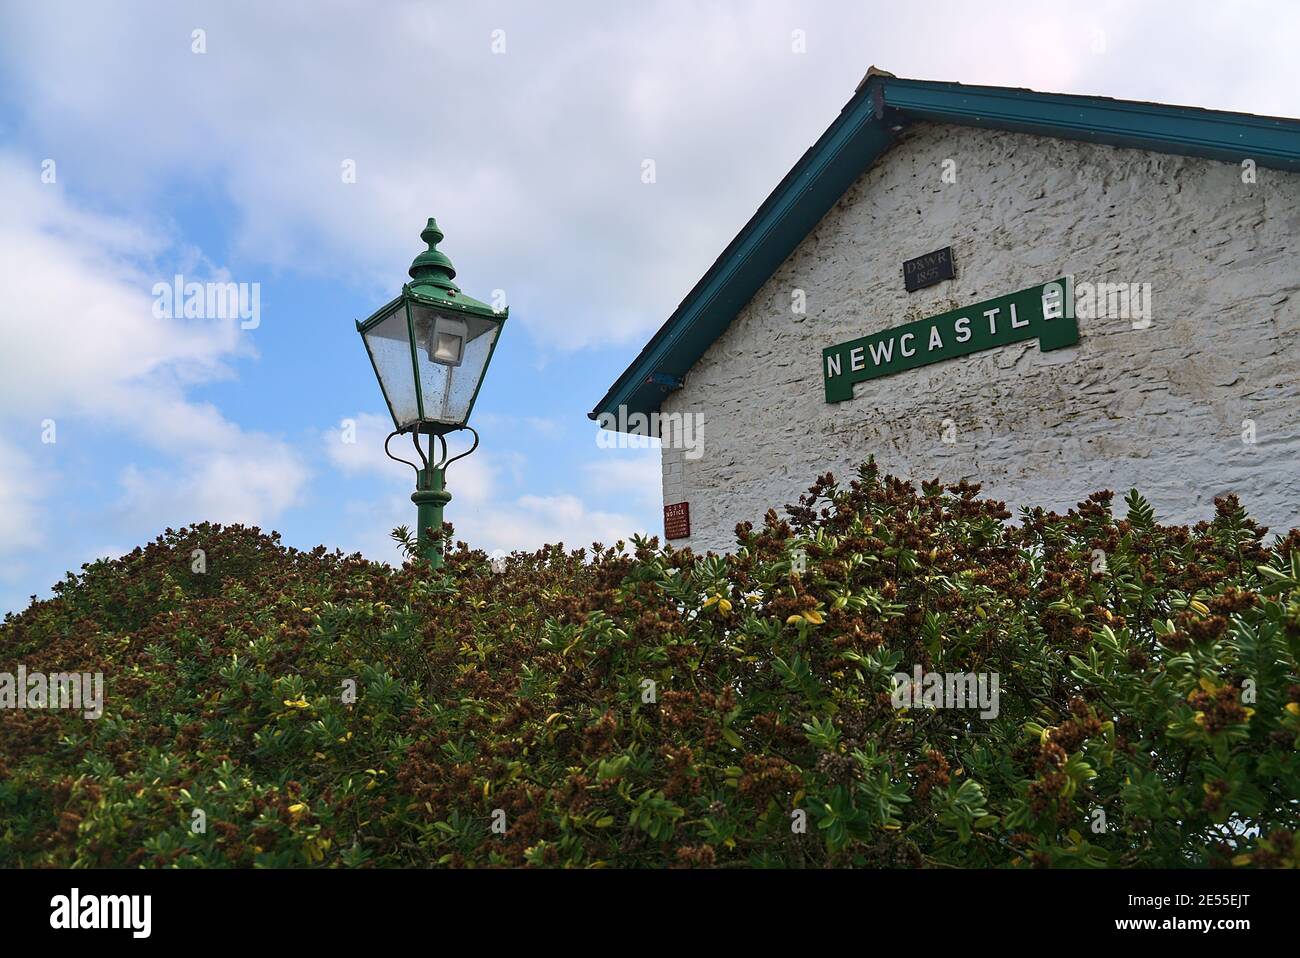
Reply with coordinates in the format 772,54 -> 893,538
357,217 -> 507,567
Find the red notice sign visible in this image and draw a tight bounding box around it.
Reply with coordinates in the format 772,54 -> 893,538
663,502 -> 691,540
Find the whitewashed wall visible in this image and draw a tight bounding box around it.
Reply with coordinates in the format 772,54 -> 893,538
660,122 -> 1300,552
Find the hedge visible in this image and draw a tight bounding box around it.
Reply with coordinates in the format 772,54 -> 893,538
2,459 -> 1298,868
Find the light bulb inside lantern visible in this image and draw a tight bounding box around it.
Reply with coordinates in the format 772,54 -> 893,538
421,315 -> 468,367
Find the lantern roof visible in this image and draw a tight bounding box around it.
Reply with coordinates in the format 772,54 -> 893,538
405,217 -> 501,320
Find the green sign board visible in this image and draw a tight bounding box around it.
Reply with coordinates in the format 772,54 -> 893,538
823,277 -> 1079,403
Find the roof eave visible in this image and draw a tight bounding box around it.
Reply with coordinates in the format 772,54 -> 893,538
591,75 -> 1300,430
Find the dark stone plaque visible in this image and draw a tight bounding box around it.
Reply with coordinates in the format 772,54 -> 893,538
903,246 -> 955,292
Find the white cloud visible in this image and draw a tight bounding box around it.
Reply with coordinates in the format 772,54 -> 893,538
584,447 -> 662,508
22,1 -> 1269,352
330,432 -> 654,560
0,436 -> 48,560
116,442 -> 309,529
0,157 -> 245,428
472,412 -> 565,440
324,411 -> 499,508
453,493 -> 650,556
324,412 -> 411,480
524,417 -> 564,439
0,434 -> 93,611
3,1 -> 1297,362
0,153 -> 310,554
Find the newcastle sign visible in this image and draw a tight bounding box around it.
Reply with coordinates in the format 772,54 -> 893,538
823,278 -> 1079,403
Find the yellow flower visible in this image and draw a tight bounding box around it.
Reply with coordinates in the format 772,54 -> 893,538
288,803 -> 307,816
1189,599 -> 1210,615
786,609 -> 825,626
1286,703 -> 1300,716
704,594 -> 732,614
303,836 -> 331,863
283,697 -> 310,709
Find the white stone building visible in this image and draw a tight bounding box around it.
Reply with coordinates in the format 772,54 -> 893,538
592,72 -> 1300,553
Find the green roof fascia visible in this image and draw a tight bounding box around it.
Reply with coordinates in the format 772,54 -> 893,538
355,287 -> 502,335
881,78 -> 1300,173
356,294 -> 403,333
407,279 -> 503,320
590,76 -> 1300,429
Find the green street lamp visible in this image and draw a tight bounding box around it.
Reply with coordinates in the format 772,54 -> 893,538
357,217 -> 507,567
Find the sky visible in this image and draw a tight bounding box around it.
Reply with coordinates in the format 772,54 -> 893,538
1,0 -> 1298,614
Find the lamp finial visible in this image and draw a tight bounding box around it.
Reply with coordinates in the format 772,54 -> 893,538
408,216 -> 458,291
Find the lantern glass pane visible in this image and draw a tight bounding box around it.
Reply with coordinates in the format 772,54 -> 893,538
410,302 -> 500,427
362,300 -> 420,429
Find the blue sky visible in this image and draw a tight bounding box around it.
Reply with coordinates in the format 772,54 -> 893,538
2,0 -> 1297,614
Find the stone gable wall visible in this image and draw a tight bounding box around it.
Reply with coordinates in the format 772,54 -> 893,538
659,122 -> 1300,551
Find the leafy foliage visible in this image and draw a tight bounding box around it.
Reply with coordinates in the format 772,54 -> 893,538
3,461 -> 1299,868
